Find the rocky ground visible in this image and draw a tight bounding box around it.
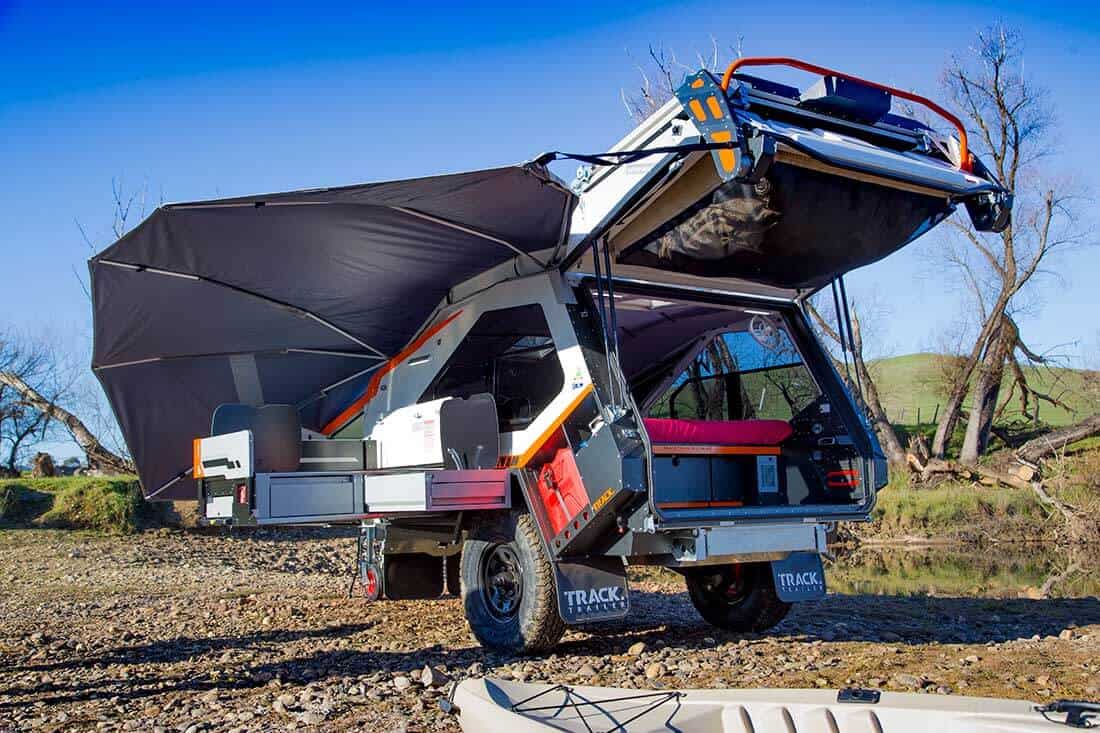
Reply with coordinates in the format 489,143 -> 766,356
1,528 -> 1097,732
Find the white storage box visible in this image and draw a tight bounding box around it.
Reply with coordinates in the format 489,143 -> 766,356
367,398 -> 448,469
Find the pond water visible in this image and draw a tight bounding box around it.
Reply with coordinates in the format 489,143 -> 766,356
826,544 -> 1100,599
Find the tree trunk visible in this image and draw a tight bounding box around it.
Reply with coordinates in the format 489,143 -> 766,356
0,371 -> 134,475
931,385 -> 966,459
803,301 -> 906,468
931,288 -> 1015,459
834,306 -> 904,465
31,452 -> 56,478
844,336 -> 906,462
959,318 -> 1011,464
851,357 -> 906,468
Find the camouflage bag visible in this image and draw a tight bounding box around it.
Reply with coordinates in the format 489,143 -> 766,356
652,180 -> 781,261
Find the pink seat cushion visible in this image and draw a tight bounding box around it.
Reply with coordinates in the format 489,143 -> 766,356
643,418 -> 792,446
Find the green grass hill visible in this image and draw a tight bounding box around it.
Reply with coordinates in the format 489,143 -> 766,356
868,352 -> 1097,428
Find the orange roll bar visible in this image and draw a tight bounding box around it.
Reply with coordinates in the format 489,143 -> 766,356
720,56 -> 972,172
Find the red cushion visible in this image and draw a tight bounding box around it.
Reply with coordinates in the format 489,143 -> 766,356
643,418 -> 792,446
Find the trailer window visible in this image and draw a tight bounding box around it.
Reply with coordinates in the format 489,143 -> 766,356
650,317 -> 821,422
420,304 -> 564,433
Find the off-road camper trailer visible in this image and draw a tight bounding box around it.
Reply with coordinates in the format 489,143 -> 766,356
91,58 -> 1010,653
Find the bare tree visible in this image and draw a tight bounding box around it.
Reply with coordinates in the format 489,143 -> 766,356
621,38 -> 740,123
74,177 -> 157,301
0,331 -> 133,475
804,298 -> 907,469
0,333 -> 55,475
930,25 -> 1087,462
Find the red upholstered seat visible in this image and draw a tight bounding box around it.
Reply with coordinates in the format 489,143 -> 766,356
643,418 -> 792,446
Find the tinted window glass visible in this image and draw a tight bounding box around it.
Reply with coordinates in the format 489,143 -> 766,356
650,315 -> 820,422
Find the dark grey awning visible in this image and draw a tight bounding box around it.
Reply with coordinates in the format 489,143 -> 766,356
91,165 -> 575,499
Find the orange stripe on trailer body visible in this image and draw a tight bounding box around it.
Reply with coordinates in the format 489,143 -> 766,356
321,310 -> 464,435
503,384 -> 595,468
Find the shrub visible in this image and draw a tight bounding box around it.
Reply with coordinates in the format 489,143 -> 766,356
38,477 -> 146,534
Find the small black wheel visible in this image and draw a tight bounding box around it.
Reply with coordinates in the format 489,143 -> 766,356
383,552 -> 444,600
445,552 -> 461,596
360,562 -> 382,601
684,562 -> 790,632
461,513 -> 564,654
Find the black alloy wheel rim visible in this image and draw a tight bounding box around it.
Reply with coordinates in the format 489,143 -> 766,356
482,544 -> 524,620
708,566 -> 748,606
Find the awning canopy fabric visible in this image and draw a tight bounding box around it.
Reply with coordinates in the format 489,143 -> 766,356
91,165 -> 576,499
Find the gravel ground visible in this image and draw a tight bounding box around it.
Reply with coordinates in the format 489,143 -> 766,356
1,528 -> 1098,732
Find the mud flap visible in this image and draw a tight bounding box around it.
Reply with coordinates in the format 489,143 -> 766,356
771,552 -> 827,602
554,557 -> 630,624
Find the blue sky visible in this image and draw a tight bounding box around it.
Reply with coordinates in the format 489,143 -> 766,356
1,0 -> 1098,452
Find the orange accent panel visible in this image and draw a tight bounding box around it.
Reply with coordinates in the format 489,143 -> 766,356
511,384 -> 595,468
705,95 -> 723,119
320,310 -> 463,435
690,77 -> 705,89
192,438 -> 204,479
651,444 -> 780,456
658,500 -> 745,509
709,129 -> 736,173
719,56 -> 972,172
688,98 -> 707,122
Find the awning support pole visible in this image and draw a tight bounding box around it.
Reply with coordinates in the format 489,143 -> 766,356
391,207 -> 548,270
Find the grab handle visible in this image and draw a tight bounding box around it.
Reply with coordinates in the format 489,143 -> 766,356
720,56 -> 972,172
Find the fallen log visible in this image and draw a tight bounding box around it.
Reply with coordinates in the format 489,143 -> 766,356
920,458 -> 1032,491
0,371 -> 135,475
1016,412 -> 1100,463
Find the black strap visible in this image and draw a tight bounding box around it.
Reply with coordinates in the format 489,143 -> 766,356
533,140 -> 737,168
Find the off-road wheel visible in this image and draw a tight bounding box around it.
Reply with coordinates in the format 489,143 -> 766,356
383,552 -> 444,600
461,513 -> 565,653
684,562 -> 790,632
